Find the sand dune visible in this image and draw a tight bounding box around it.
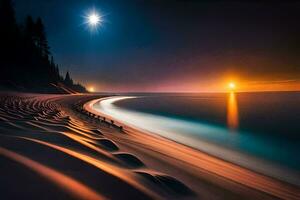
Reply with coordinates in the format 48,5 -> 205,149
0,92 -> 299,199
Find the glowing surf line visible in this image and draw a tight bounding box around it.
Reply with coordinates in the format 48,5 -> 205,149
92,96 -> 300,187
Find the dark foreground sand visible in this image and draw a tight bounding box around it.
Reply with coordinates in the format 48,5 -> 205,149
0,93 -> 299,200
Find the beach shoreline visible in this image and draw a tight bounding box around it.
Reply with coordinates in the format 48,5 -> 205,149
84,96 -> 300,199
86,96 -> 300,187
0,92 -> 299,199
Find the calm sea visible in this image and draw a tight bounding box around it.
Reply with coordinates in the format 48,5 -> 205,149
93,92 -> 300,184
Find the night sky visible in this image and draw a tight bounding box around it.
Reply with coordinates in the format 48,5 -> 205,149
15,0 -> 300,92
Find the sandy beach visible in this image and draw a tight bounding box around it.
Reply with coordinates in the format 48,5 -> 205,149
0,92 -> 299,200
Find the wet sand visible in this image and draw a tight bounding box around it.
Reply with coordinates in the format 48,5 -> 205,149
0,92 -> 299,199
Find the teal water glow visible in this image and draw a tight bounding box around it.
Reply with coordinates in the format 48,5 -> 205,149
92,92 -> 300,185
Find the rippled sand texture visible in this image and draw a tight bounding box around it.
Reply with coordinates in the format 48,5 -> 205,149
0,93 -> 299,200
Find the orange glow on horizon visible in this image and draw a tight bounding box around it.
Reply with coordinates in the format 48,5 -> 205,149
228,82 -> 236,91
85,77 -> 300,93
88,86 -> 95,92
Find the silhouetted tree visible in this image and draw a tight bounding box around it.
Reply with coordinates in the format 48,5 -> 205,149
0,0 -> 18,48
0,0 -> 86,93
35,17 -> 50,59
0,0 -> 19,82
64,71 -> 74,86
24,16 -> 35,39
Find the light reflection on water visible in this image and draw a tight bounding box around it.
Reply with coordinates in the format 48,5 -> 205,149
227,92 -> 239,131
92,95 -> 300,186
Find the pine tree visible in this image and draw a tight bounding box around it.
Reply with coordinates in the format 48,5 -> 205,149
0,0 -> 18,44
0,0 -> 19,81
24,16 -> 35,40
0,1 -> 86,93
35,17 -> 50,59
56,64 -> 62,81
50,56 -> 55,68
64,71 -> 73,86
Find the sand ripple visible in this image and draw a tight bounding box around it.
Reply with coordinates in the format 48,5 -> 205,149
0,94 -> 194,199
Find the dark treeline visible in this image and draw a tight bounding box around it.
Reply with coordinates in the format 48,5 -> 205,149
0,0 -> 86,93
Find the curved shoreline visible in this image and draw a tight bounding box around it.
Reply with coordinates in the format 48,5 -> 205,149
84,95 -> 300,199
0,93 -> 298,199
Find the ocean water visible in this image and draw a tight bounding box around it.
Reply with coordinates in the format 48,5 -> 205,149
93,92 -> 300,184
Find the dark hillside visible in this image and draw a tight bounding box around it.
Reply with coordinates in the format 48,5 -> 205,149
0,0 -> 86,93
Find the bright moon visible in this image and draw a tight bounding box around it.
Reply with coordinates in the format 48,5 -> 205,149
88,13 -> 100,26
83,9 -> 104,32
